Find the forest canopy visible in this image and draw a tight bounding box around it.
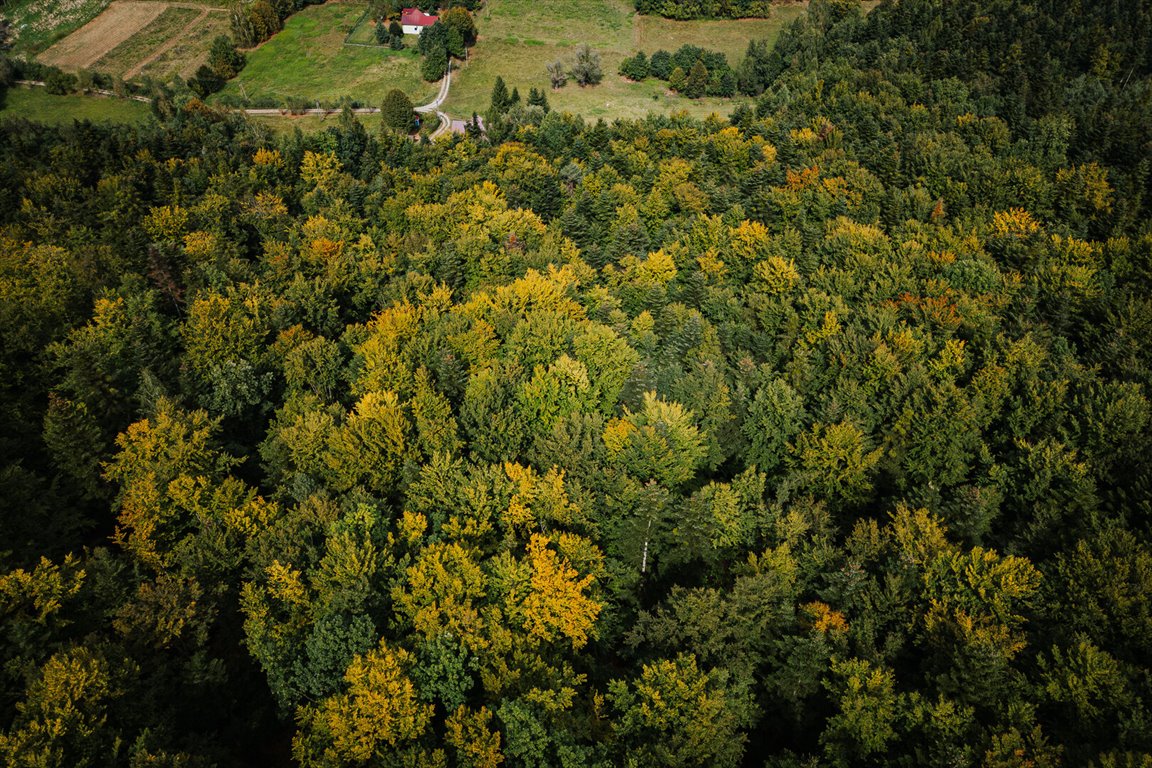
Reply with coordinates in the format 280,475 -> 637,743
1,0 -> 1152,766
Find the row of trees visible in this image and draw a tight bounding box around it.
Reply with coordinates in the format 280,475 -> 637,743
634,0 -> 775,20
619,44 -> 737,98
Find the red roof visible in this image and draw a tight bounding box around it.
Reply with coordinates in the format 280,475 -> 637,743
401,8 -> 439,27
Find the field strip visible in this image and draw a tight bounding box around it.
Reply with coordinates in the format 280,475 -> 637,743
123,6 -> 211,79
40,2 -> 167,70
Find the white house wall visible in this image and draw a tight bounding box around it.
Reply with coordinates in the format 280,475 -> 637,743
402,24 -> 424,34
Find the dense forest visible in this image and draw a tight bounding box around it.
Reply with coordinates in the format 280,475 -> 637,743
2,0 -> 1152,765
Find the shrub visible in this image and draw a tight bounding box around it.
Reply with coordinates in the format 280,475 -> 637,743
570,44 -> 602,87
547,60 -> 567,89
381,88 -> 415,132
649,49 -> 674,79
44,69 -> 77,95
421,45 -> 448,81
619,52 -> 649,81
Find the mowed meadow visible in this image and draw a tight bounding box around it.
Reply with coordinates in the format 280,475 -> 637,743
214,2 -> 439,106
446,0 -> 809,120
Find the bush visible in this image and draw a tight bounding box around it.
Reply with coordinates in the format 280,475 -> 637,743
421,45 -> 448,81
570,44 -> 602,86
619,52 -> 649,81
548,60 -> 567,89
381,88 -> 415,132
44,69 -> 78,95
649,49 -> 674,79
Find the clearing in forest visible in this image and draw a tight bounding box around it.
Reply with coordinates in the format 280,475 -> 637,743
0,85 -> 154,124
446,0 -> 809,121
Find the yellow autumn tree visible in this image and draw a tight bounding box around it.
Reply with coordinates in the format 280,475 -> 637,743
293,641 -> 432,767
511,534 -> 602,650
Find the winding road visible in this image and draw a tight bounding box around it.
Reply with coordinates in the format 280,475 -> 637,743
241,66 -> 455,140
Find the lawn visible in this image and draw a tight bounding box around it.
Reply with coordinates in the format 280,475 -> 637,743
215,1 -> 438,107
446,0 -> 810,122
0,86 -> 153,124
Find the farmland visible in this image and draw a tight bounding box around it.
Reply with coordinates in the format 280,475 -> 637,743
33,1 -> 230,82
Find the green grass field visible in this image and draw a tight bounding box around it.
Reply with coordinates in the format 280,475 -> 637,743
0,86 -> 153,124
446,0 -> 809,121
215,2 -> 438,107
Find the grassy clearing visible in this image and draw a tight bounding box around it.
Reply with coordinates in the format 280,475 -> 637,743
3,0 -> 112,55
215,2 -> 437,106
635,6 -> 807,64
449,42 -> 737,121
89,5 -> 199,78
137,11 -> 232,80
246,111 -> 378,136
447,0 -> 808,122
0,86 -> 153,124
247,109 -> 441,139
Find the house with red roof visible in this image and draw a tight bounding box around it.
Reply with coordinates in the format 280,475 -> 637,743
401,7 -> 439,35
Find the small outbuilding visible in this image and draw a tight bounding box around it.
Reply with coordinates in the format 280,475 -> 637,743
450,116 -> 486,136
401,8 -> 439,35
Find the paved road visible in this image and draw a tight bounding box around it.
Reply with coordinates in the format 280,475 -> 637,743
242,66 -> 455,139
414,66 -> 452,140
